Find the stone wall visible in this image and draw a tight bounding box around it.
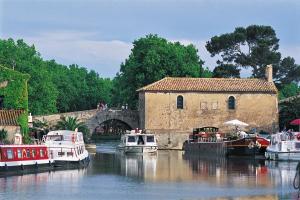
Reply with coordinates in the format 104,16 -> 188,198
141,91 -> 278,149
33,109 -> 98,127
0,125 -> 21,142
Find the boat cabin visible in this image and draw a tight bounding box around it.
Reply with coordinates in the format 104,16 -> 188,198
0,145 -> 49,162
121,133 -> 156,146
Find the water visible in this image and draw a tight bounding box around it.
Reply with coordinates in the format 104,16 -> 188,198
0,141 -> 298,200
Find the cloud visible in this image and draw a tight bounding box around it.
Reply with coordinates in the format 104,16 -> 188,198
4,31 -> 133,78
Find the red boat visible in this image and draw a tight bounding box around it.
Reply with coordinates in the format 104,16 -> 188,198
0,134 -> 54,174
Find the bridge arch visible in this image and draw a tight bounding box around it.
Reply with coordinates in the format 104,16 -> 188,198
86,109 -> 139,134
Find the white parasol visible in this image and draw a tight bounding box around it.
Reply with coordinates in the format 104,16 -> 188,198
224,119 -> 249,127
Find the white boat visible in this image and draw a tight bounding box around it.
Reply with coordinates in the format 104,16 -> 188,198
117,130 -> 158,154
265,131 -> 300,161
43,130 -> 90,168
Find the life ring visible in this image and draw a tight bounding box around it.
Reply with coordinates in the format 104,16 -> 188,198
256,141 -> 262,148
296,133 -> 300,140
248,141 -> 255,149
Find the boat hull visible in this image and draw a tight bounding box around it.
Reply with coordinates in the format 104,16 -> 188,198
53,156 -> 90,168
225,137 -> 268,157
118,146 -> 158,154
265,150 -> 300,161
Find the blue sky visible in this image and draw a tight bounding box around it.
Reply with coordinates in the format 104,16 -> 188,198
0,0 -> 299,78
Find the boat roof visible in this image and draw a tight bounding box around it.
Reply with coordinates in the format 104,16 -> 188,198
47,130 -> 82,136
0,145 -> 47,148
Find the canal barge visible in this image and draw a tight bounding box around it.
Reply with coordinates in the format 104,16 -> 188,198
184,127 -> 269,157
43,129 -> 90,168
0,134 -> 54,173
117,129 -> 158,154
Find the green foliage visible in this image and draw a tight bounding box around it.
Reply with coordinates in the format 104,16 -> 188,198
0,65 -> 29,109
279,98 -> 300,130
56,116 -> 90,142
212,64 -> 241,78
0,129 -> 8,142
0,38 -> 113,115
206,25 -> 281,78
112,34 -> 206,108
276,57 -> 300,85
279,83 -> 300,100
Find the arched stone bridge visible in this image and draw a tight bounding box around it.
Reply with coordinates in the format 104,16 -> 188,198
32,109 -> 139,133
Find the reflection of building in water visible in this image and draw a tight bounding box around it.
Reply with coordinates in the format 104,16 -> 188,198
119,154 -> 157,181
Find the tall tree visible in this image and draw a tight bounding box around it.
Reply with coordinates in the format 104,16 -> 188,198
212,64 -> 240,78
112,34 -> 206,108
206,25 -> 281,78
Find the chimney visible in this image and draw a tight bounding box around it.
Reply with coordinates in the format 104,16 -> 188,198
265,64 -> 273,82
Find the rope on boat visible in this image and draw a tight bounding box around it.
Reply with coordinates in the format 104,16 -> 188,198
293,162 -> 300,197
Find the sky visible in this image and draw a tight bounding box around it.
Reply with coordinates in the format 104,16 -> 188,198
0,0 -> 299,78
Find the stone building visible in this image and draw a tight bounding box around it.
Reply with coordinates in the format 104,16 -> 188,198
0,65 -> 30,141
137,65 -> 278,149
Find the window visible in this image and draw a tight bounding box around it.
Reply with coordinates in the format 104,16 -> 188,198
7,149 -> 13,159
228,96 -> 235,110
32,149 -> 36,158
17,149 -> 22,158
127,136 -> 136,143
212,102 -> 218,110
200,102 -> 207,110
177,95 -> 183,109
0,96 -> 4,109
147,136 -> 154,143
26,149 -> 31,158
40,149 -> 44,157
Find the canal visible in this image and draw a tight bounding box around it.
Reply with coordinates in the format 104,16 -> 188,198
0,141 -> 298,200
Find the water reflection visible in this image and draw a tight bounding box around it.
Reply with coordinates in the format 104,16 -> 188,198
0,142 -> 298,200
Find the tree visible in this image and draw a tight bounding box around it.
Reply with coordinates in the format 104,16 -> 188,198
279,83 -> 300,100
112,34 -> 206,108
206,25 -> 281,78
0,129 -> 8,143
56,116 -> 90,142
276,57 -> 300,86
212,64 -> 240,78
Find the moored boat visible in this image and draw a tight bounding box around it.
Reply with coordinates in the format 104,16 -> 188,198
42,129 -> 90,168
265,131 -> 300,161
117,130 -> 158,154
0,134 -> 54,174
183,127 -> 270,158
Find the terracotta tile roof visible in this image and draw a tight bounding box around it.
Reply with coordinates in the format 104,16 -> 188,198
0,110 -> 24,126
137,77 -> 278,93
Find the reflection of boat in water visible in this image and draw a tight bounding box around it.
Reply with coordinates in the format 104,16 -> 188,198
43,130 -> 90,168
117,130 -> 158,154
118,153 -> 157,179
265,132 -> 300,161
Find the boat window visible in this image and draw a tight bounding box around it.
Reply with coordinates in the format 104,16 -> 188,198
127,136 -> 136,143
32,149 -> 36,158
177,95 -> 184,109
147,136 -> 155,143
228,96 -> 235,110
67,152 -> 73,157
58,152 -> 65,156
26,149 -> 31,158
7,149 -> 13,159
40,149 -> 44,157
17,149 -> 22,158
295,143 -> 300,149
